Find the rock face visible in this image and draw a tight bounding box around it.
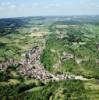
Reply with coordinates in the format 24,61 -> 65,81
75,58 -> 82,64
96,43 -> 99,50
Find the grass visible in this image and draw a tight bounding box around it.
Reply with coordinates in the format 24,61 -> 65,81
84,79 -> 99,100
19,80 -> 88,100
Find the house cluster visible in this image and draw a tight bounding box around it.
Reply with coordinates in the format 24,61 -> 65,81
61,52 -> 74,61
0,59 -> 18,71
18,63 -> 54,80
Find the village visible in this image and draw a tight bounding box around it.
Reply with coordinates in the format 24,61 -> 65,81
17,46 -> 68,81
0,44 -> 87,81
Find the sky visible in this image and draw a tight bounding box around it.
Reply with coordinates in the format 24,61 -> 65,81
0,0 -> 99,18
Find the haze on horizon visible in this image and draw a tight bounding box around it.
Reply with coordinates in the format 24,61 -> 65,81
0,0 -> 99,18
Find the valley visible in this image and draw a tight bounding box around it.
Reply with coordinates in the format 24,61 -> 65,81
0,16 -> 99,100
